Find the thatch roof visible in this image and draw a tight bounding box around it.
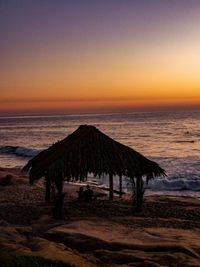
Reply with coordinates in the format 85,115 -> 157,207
23,125 -> 165,183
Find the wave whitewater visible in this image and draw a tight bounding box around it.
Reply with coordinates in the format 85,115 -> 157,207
0,145 -> 200,193
0,145 -> 40,157
148,177 -> 200,192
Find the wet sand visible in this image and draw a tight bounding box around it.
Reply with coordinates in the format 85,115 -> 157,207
0,167 -> 200,266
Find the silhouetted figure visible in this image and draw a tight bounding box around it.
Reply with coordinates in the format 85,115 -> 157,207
77,186 -> 84,201
83,185 -> 93,202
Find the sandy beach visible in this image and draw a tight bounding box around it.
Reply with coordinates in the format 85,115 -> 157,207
0,167 -> 200,267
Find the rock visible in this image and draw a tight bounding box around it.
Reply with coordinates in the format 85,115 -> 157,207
0,175 -> 12,186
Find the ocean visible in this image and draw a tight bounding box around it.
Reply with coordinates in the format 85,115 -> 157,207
0,110 -> 200,197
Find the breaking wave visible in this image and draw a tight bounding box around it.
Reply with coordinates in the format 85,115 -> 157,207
0,145 -> 40,157
0,145 -> 200,194
147,177 -> 200,192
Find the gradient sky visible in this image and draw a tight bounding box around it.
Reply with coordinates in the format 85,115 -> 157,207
1,0 -> 200,114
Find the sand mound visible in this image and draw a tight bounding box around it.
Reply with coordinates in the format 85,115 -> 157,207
0,168 -> 27,186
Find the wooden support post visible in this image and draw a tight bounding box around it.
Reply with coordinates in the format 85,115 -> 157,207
109,173 -> 113,200
119,175 -> 122,198
136,176 -> 142,212
53,178 -> 65,219
45,174 -> 51,203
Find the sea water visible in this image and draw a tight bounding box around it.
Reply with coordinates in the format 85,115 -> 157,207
0,110 -> 200,197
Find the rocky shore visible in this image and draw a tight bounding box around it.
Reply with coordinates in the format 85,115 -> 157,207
0,167 -> 200,267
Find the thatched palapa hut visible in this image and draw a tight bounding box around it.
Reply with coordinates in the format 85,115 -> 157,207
23,125 -> 165,211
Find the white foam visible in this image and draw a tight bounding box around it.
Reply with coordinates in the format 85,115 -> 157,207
148,178 -> 200,192
15,147 -> 40,157
0,145 -> 40,157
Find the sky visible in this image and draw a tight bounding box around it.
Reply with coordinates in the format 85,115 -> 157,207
1,0 -> 200,115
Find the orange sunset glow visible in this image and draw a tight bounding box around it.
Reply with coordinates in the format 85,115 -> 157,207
1,1 -> 200,114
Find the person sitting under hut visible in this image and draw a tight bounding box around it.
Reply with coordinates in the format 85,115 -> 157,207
83,185 -> 94,202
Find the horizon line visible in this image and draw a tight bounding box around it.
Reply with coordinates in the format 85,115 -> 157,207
1,106 -> 200,118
